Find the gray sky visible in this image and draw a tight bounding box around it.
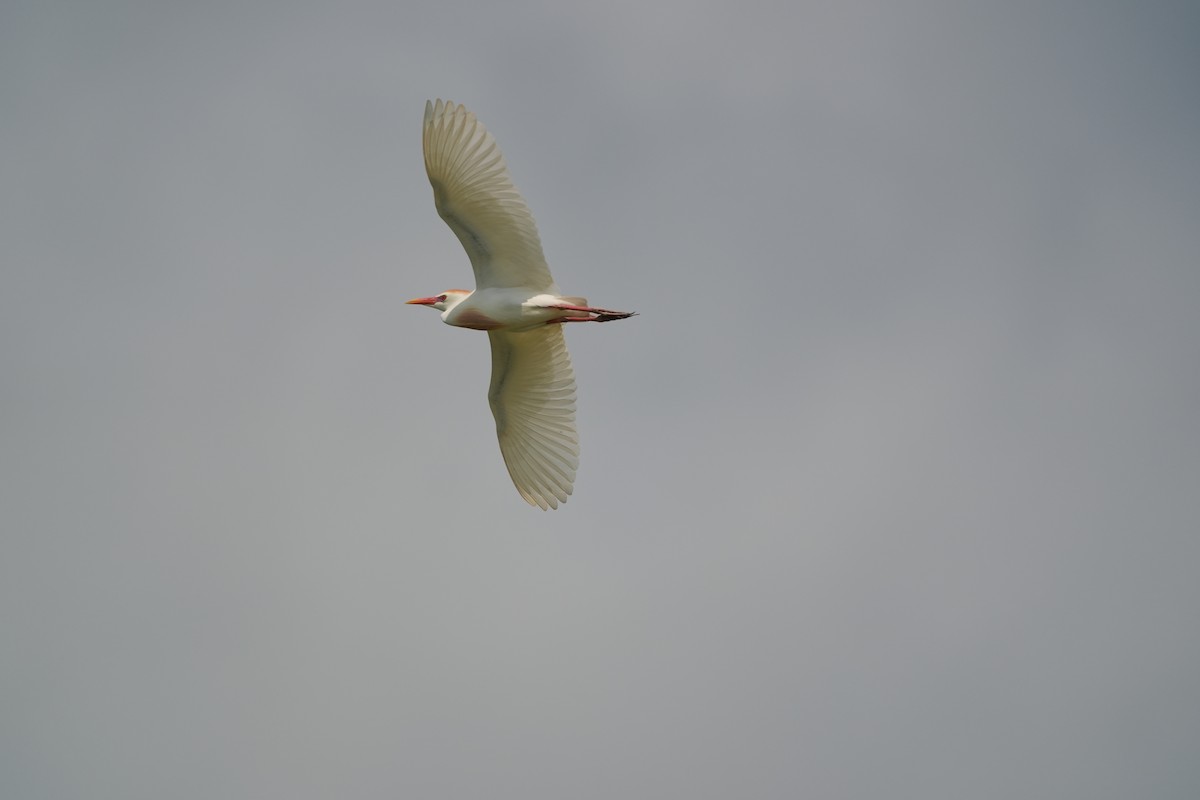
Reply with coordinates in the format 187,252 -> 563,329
3,1 -> 1199,797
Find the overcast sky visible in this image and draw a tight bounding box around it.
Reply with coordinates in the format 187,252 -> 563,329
3,1 -> 1199,798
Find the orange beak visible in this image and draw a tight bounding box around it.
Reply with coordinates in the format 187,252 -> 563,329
405,296 -> 439,305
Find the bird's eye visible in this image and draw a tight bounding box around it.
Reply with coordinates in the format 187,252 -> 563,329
437,294 -> 447,302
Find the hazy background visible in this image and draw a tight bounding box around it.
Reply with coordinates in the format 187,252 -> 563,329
3,1 -> 1198,797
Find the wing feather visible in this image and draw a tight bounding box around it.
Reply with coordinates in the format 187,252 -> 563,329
424,99 -> 558,292
487,327 -> 578,509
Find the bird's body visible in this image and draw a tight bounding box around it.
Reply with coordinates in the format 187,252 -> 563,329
433,288 -> 590,331
408,99 -> 634,510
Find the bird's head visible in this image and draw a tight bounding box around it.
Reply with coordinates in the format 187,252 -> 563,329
405,289 -> 471,313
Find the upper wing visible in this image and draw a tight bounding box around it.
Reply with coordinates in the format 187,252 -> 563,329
423,99 -> 558,293
487,327 -> 578,510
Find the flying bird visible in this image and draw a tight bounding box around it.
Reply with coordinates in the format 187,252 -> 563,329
408,99 -> 635,509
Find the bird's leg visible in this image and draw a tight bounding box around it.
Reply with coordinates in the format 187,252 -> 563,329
547,304 -> 638,323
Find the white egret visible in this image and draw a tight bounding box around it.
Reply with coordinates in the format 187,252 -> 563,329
408,99 -> 635,509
